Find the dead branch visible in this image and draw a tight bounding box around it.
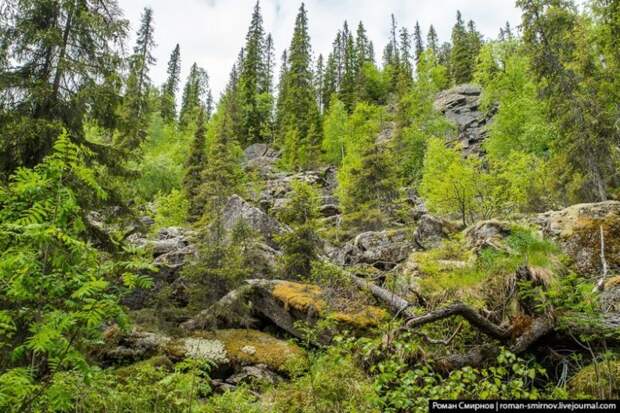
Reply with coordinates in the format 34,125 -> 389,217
404,302 -> 512,341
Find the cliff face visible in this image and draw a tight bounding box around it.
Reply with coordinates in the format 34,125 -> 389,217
434,84 -> 495,156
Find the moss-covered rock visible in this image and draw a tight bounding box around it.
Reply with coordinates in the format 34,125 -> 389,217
539,201 -> 620,275
569,360 -> 620,398
208,329 -> 305,372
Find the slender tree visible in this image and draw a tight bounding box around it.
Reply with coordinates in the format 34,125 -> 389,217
120,7 -> 156,150
414,21 -> 424,63
184,109 -> 207,221
160,44 -> 181,123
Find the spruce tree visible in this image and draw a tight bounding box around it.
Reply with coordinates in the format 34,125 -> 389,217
450,10 -> 471,84
184,109 -> 207,221
315,54 -> 325,113
277,3 -> 321,169
198,96 -> 244,217
467,20 -> 483,71
120,7 -> 156,150
340,21 -> 357,111
355,22 -> 373,64
414,21 -> 424,64
238,1 -> 272,146
322,51 -> 338,111
160,44 -> 181,123
399,27 -> 413,81
0,0 -> 127,176
427,25 -> 439,55
179,63 -> 210,129
275,50 -> 289,139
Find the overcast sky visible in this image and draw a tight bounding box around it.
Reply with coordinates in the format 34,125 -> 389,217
116,0 -> 523,97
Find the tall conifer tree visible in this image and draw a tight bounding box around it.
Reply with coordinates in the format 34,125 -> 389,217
277,3 -> 320,169
414,21 -> 424,63
160,44 -> 181,123
427,25 -> 439,55
121,7 -> 156,150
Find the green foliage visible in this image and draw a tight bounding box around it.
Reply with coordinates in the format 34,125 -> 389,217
153,189 -> 189,229
267,348 -> 380,413
369,342 -> 545,412
395,50 -> 452,184
321,97 -> 348,165
135,115 -> 193,201
276,181 -> 321,278
336,103 -> 398,216
0,132 -> 151,409
420,138 -> 495,224
0,0 -> 128,176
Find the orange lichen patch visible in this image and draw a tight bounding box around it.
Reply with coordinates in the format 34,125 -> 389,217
208,329 -> 305,372
271,281 -> 326,313
330,306 -> 389,329
605,276 -> 620,289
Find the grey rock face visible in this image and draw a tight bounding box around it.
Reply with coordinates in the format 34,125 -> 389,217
243,143 -> 280,176
434,84 -> 494,156
332,229 -> 416,269
257,166 -> 338,215
413,214 -> 460,250
222,195 -> 287,247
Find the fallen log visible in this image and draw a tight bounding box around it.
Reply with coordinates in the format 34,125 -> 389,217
349,274 -> 415,317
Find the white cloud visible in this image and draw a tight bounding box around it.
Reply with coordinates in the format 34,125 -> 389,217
117,0 -> 522,97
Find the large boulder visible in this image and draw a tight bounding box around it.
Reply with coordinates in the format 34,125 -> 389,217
464,220 -> 512,253
331,229 -> 416,270
434,84 -> 494,156
537,201 -> 620,275
413,214 -> 461,250
222,195 -> 287,247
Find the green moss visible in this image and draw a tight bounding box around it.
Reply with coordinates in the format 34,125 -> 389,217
196,329 -> 306,373
330,306 -> 389,329
569,360 -> 620,398
114,355 -> 174,383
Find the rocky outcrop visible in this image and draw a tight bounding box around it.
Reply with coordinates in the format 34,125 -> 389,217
222,194 -> 288,247
257,167 -> 338,214
413,214 -> 461,250
125,227 -> 197,309
331,229 -> 416,270
434,84 -> 494,156
464,220 -> 512,253
537,201 -> 620,275
243,143 -> 280,176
